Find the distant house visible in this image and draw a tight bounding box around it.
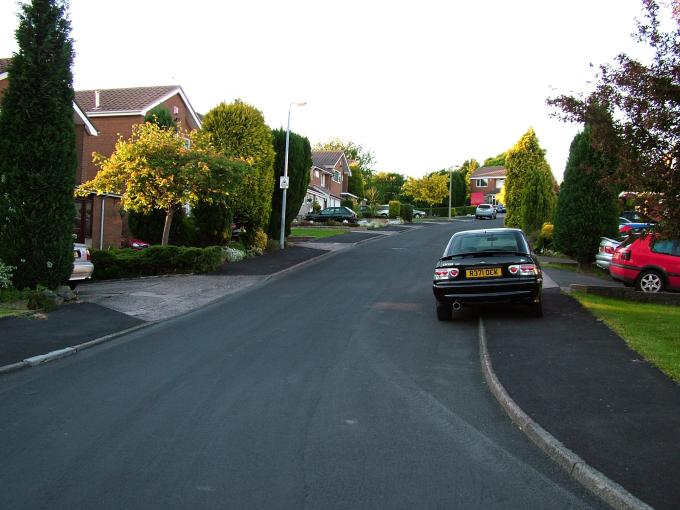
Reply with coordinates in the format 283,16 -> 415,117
74,85 -> 202,248
299,151 -> 354,216
0,57 -> 100,243
469,166 -> 506,206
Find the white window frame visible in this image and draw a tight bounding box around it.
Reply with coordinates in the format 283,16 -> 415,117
474,178 -> 488,187
333,170 -> 342,183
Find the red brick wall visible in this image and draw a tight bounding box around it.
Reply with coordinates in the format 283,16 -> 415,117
0,78 -> 7,97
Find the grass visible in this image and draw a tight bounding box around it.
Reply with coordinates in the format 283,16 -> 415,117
572,291 -> 680,383
290,227 -> 347,239
542,262 -> 612,281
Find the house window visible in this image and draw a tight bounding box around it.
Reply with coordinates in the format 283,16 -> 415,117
182,136 -> 191,149
314,170 -> 319,178
473,178 -> 488,187
495,178 -> 505,188
321,174 -> 326,187
333,170 -> 342,183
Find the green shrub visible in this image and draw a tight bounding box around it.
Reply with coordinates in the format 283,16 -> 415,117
535,223 -> 554,251
388,201 -> 400,219
91,245 -> 225,280
400,203 -> 413,223
341,199 -> 356,211
266,239 -> 280,251
127,207 -> 185,245
0,259 -> 15,289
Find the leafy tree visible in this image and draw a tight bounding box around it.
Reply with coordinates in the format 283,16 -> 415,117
519,166 -> 556,233
144,106 -> 176,129
548,0 -> 680,238
483,152 -> 507,167
451,170 -> 467,207
553,127 -> 619,265
347,167 -> 365,198
268,128 -> 312,242
369,172 -> 406,203
202,100 -> 276,239
0,0 -> 77,289
504,128 -> 551,230
77,123 -> 244,245
314,138 -> 375,181
402,173 -> 449,213
458,159 -> 479,202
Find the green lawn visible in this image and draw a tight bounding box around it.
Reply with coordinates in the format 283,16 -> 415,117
572,291 -> 680,383
542,262 -> 612,281
290,227 -> 347,239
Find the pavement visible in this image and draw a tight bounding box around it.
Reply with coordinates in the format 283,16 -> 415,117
1,222 -> 679,509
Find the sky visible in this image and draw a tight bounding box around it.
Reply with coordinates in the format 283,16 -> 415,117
0,0 -> 667,182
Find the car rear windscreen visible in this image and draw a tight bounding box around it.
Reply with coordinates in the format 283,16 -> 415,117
446,232 -> 526,256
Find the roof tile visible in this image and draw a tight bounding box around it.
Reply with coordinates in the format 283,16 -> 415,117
74,85 -> 179,113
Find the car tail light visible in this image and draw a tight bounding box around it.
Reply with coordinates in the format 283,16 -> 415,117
603,245 -> 615,254
434,268 -> 459,280
86,249 -> 91,261
508,264 -> 539,276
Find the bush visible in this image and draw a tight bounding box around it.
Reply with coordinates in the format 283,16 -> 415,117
400,203 -> 413,223
222,246 -> 247,262
388,201 -> 400,219
127,207 -> 185,245
341,199 -> 356,211
266,239 -> 280,251
192,202 -> 233,247
0,259 -> 15,289
90,245 -> 225,280
241,228 -> 268,251
535,223 -> 554,252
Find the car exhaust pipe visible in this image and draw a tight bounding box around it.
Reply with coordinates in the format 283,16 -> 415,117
452,301 -> 462,311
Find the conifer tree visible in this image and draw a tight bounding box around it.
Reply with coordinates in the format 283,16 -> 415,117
504,128 -> 551,230
553,127 -> 619,265
268,129 -> 312,242
0,0 -> 77,289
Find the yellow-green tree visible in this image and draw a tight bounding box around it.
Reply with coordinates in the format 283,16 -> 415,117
402,173 -> 449,212
77,123 -> 244,245
504,128 -> 553,230
202,100 -> 275,242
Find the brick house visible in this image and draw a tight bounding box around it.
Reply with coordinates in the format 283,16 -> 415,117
0,57 -> 100,242
299,151 -> 354,216
469,166 -> 506,206
74,85 -> 202,248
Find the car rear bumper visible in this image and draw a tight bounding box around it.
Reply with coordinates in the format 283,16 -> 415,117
433,278 -> 541,304
595,253 -> 612,269
609,262 -> 637,284
71,262 -> 94,281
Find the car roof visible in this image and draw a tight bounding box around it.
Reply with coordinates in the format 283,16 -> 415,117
451,227 -> 524,237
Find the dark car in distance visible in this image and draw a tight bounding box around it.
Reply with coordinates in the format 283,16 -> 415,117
432,228 -> 543,320
305,206 -> 358,224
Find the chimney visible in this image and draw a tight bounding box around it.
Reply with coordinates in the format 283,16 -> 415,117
94,90 -> 100,109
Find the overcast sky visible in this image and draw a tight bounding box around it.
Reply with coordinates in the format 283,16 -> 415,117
0,0 -> 667,181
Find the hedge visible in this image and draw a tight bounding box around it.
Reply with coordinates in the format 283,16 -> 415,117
428,206 -> 477,217
400,203 -> 413,223
388,201 -> 400,219
91,245 -> 224,280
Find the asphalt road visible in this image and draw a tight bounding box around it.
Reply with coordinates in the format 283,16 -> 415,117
0,218 -> 607,509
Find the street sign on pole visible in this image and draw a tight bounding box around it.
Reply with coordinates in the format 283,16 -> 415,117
280,176 -> 290,189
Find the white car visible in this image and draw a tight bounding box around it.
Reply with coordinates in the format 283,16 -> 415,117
70,243 -> 94,288
475,204 -> 497,220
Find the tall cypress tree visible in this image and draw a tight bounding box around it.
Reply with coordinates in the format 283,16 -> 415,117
553,127 -> 619,265
268,128 -> 312,242
0,0 -> 77,289
504,128 -> 550,229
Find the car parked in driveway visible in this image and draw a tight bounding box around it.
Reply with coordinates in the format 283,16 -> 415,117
475,204 -> 497,220
70,243 -> 94,289
432,228 -> 543,320
618,216 -> 653,235
305,206 -> 358,224
595,237 -> 621,270
610,234 -> 680,292
495,203 -> 506,213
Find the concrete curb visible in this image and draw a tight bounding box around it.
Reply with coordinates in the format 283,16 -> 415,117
478,316 -> 653,510
1,227 -> 411,376
570,283 -> 680,306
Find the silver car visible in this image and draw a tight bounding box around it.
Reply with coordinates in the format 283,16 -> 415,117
595,237 -> 620,270
70,243 -> 94,288
475,204 -> 497,220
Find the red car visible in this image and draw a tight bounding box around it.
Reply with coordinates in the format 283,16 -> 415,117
609,234 -> 680,293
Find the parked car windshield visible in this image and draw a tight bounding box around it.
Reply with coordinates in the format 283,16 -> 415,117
445,231 -> 528,256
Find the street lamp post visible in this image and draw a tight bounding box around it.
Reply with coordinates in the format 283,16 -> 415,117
448,166 -> 453,220
280,101 -> 306,249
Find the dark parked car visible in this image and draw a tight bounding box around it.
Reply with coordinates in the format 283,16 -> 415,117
305,206 -> 358,224
432,228 -> 543,320
610,234 -> 680,292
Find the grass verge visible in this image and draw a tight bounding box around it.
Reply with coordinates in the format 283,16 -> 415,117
290,227 -> 347,239
542,262 -> 612,281
572,291 -> 680,383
